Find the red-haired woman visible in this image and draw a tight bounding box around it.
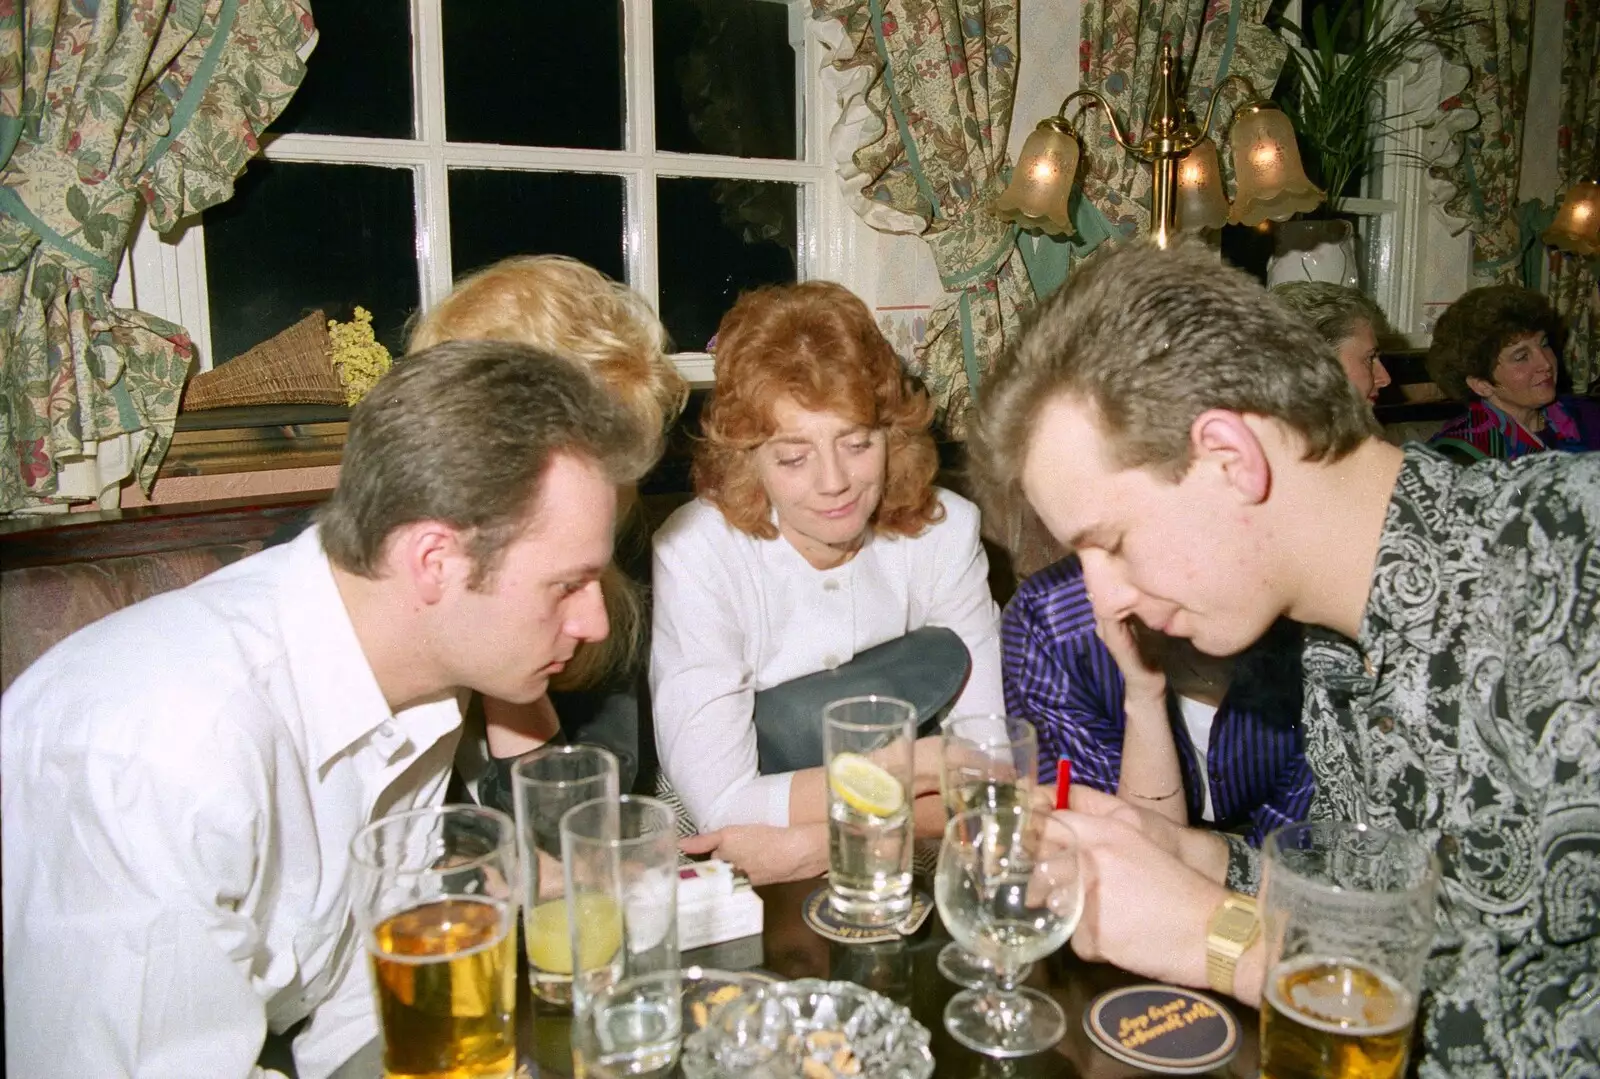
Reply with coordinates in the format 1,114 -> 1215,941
651,281 -> 1004,883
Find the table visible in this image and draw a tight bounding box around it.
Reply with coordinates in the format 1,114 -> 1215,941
334,878 -> 1260,1078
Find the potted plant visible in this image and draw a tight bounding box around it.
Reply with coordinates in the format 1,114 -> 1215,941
1264,0 -> 1472,288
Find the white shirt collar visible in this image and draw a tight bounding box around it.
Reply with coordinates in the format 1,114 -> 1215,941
276,527 -> 458,771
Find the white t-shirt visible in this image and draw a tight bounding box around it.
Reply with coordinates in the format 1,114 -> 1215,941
1176,694 -> 1218,823
650,490 -> 1005,831
1,528 -> 463,1079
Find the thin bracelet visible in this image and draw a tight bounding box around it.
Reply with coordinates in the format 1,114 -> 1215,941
1123,781 -> 1183,802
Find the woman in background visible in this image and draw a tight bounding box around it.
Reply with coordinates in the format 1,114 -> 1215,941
1425,284 -> 1600,460
1271,281 -> 1392,406
652,280 -> 1004,883
407,255 -> 689,803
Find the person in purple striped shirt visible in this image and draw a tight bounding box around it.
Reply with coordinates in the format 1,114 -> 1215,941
1002,557 -> 1308,846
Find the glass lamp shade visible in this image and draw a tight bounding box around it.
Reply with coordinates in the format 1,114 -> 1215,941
1542,180 -> 1600,257
1227,104 -> 1323,226
1174,137 -> 1230,231
996,122 -> 1080,236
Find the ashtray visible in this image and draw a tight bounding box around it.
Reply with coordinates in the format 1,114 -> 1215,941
681,978 -> 934,1079
682,966 -> 779,1033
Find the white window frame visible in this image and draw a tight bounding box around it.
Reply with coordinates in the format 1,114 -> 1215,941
1274,0 -> 1432,339
116,0 -> 854,386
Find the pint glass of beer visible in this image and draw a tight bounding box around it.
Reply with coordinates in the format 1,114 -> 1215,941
350,805 -> 521,1079
1260,821 -> 1439,1079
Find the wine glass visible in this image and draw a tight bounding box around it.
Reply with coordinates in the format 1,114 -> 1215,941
937,714 -> 1040,989
935,803 -> 1083,1057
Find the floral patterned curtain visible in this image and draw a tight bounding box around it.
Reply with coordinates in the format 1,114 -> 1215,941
813,0 -> 1031,440
1543,0 -> 1598,392
1420,0 -> 1533,283
0,0 -> 315,514
1078,0 -> 1286,239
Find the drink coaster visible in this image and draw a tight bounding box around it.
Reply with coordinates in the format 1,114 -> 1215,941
1083,984 -> 1239,1074
800,885 -> 933,943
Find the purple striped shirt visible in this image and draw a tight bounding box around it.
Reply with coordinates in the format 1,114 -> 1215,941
1002,557 -> 1312,846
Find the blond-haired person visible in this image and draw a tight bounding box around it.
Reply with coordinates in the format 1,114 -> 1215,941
407,256 -> 687,800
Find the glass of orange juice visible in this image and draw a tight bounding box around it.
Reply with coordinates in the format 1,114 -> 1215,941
510,743 -> 619,1007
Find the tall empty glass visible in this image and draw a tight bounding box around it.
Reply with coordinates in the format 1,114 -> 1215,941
511,743 -> 620,1007
349,805 -> 520,1079
562,794 -> 681,1077
1259,821 -> 1439,1079
937,714 -> 1041,990
935,804 -> 1082,1057
823,696 -> 917,925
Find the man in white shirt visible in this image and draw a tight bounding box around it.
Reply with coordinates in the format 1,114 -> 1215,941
2,341 -> 653,1078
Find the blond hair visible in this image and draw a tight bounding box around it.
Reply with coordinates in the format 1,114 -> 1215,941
405,256 -> 687,690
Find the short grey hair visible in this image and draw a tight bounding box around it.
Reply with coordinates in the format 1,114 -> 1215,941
1269,282 -> 1389,347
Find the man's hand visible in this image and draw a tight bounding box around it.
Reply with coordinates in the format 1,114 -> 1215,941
1067,785 -> 1229,883
680,823 -> 829,886
1045,808 -> 1230,994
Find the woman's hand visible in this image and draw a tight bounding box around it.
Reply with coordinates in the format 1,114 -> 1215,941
680,822 -> 830,886
483,694 -> 562,758
1094,614 -> 1167,702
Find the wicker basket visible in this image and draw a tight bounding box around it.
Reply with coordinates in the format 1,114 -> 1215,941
181,310 -> 346,410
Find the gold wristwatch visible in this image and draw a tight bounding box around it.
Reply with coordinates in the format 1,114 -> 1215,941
1205,892 -> 1260,996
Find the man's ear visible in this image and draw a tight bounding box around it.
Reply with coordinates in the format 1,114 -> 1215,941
1190,409 -> 1270,504
383,520 -> 471,605
1465,375 -> 1495,400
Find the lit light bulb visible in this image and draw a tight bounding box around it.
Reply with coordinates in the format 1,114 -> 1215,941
1250,143 -> 1280,172
1031,160 -> 1058,181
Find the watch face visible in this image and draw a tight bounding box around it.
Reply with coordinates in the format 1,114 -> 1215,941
1215,907 -> 1256,942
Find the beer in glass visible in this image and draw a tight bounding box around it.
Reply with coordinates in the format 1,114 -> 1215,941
351,805 -> 520,1079
1259,820 -> 1438,1079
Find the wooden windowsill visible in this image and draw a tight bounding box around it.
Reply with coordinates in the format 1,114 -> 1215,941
161,404 -> 350,478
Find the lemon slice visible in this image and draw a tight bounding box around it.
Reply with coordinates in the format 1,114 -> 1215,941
523,894 -> 622,974
829,752 -> 906,817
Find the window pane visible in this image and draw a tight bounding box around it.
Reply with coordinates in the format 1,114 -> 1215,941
657,176 -> 798,351
448,170 -> 626,283
655,0 -> 799,159
203,161 -> 419,363
443,1 -> 624,150
270,0 -> 412,138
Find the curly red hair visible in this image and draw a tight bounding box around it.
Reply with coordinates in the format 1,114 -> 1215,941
694,280 -> 941,540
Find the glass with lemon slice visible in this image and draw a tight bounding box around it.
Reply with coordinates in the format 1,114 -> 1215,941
823,696 -> 917,925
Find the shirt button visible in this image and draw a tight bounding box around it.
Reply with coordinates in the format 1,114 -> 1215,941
823,578 -> 841,593
1362,655 -> 1376,677
822,654 -> 841,670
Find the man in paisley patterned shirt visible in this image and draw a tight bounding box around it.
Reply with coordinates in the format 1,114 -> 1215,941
971,238 -> 1599,1077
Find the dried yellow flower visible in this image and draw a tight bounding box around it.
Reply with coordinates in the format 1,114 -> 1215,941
327,306 -> 393,406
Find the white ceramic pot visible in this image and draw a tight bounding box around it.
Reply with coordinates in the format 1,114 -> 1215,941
1266,219 -> 1360,290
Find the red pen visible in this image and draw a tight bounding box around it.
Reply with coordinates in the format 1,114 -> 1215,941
1054,759 -> 1072,810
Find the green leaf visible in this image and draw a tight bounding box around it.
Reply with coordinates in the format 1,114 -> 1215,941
66,186 -> 91,223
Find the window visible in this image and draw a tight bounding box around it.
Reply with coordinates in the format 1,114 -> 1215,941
120,0 -> 845,383
1220,0 -> 1432,339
